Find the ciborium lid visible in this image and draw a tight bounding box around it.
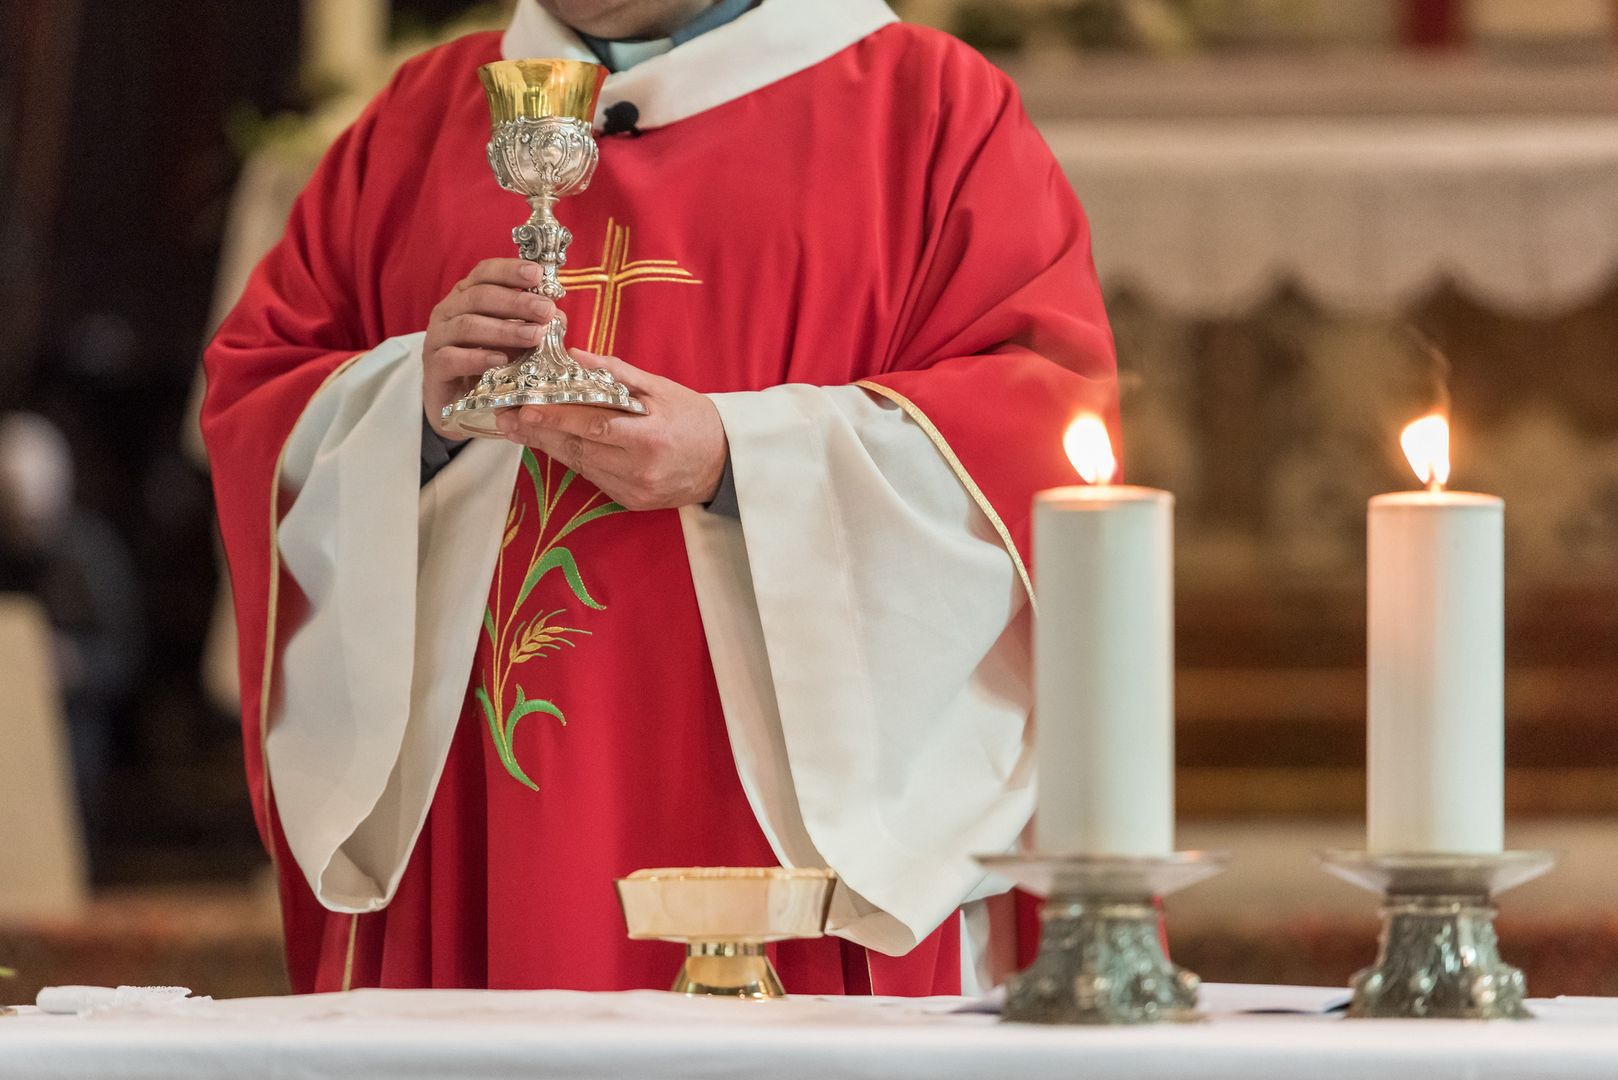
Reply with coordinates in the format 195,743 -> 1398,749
479,58 -> 607,126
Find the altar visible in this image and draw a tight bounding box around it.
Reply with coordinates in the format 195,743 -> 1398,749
6,984 -> 1618,1080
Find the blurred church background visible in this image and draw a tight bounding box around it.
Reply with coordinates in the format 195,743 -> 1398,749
2,0 -> 1616,1000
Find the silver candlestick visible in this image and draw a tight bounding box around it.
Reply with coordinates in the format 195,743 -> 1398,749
1318,849 -> 1555,1020
977,852 -> 1228,1025
442,59 -> 646,440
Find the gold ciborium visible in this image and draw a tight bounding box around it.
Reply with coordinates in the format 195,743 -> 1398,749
615,867 -> 837,999
441,58 -> 645,438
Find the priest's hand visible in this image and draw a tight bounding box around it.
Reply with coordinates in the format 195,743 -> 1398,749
423,259 -> 556,439
495,350 -> 729,512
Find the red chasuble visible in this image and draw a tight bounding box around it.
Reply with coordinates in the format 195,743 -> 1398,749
204,24 -> 1116,995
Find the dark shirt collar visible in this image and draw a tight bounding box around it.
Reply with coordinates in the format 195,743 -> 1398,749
578,0 -> 758,71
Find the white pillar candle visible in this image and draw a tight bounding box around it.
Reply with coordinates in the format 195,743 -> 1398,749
1034,417 -> 1175,856
1367,415 -> 1504,854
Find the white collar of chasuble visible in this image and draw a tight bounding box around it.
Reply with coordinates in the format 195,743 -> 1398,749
502,0 -> 899,132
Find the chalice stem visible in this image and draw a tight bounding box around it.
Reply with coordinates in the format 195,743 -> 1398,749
516,193 -> 569,302
513,194 -> 587,382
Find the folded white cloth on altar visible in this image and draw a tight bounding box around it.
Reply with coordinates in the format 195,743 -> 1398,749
35,985 -> 205,1016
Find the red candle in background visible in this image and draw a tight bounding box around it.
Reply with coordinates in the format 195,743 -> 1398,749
1403,0 -> 1463,48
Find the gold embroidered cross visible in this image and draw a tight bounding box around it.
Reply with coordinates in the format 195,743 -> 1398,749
557,217 -> 701,356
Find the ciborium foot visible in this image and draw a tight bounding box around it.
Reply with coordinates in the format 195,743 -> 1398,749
671,942 -> 786,1000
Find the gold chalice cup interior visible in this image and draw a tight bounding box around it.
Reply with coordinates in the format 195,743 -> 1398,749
478,58 -> 606,125
615,867 -> 837,999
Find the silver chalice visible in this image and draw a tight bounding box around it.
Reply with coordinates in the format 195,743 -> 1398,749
441,58 -> 645,439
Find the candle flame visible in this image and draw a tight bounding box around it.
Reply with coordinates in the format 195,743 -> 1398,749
1064,414 -> 1117,486
1400,413 -> 1451,491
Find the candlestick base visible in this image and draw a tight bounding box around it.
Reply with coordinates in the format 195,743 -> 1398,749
975,852 -> 1228,1025
1317,850 -> 1555,1020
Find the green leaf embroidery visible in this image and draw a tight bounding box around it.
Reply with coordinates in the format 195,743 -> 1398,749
521,450 -> 547,521
483,458 -> 627,793
475,684 -> 500,742
547,469 -> 577,521
507,686 -> 567,749
477,684 -> 537,791
515,545 -> 604,612
550,501 -> 627,546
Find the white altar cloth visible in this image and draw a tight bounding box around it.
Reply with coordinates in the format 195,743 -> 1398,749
1048,117 -> 1618,317
6,984 -> 1618,1080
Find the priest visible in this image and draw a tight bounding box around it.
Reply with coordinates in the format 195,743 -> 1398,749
203,0 -> 1117,996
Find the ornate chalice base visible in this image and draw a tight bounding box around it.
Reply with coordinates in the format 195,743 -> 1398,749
976,852 -> 1228,1025
615,867 -> 836,1000
1318,849 -> 1556,1020
440,332 -> 647,439
443,107 -> 646,439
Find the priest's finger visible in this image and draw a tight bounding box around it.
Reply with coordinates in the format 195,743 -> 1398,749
445,312 -> 546,351
519,426 -> 636,475
515,425 -> 634,476
515,404 -> 634,446
441,283 -> 555,325
568,349 -> 670,395
515,402 -> 674,461
531,458 -> 655,513
432,346 -> 510,378
456,258 -> 541,291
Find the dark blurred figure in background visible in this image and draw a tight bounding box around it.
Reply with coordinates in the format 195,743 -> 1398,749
0,412 -> 143,835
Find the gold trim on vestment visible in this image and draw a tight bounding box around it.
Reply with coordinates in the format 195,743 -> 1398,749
853,380 -> 1036,611
342,913 -> 360,991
